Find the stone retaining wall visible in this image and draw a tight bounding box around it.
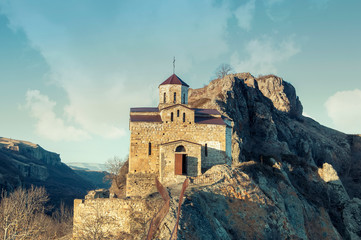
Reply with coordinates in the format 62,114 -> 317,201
190,172 -> 223,185
73,196 -> 162,239
126,173 -> 157,197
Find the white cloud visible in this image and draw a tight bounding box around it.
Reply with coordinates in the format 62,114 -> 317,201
325,89 -> 361,134
234,0 -> 256,31
25,90 -> 90,141
0,1 -> 231,140
231,35 -> 300,75
263,0 -> 290,22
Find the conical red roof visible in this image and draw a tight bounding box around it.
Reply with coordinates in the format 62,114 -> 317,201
159,74 -> 189,87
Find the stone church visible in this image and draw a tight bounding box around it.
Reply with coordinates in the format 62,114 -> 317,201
126,74 -> 232,197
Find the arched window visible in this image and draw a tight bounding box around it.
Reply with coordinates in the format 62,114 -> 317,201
171,112 -> 174,122
148,142 -> 152,155
183,94 -> 185,104
177,110 -> 179,117
163,92 -> 166,103
175,145 -> 186,152
205,143 -> 208,157
173,92 -> 176,103
183,112 -> 185,122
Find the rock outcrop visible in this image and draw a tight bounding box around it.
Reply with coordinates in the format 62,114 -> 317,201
256,74 -> 303,118
343,198 -> 361,239
185,73 -> 361,239
175,164 -> 342,239
0,138 -> 61,165
0,137 -> 95,207
0,138 -> 61,182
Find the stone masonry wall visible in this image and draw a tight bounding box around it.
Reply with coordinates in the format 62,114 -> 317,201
190,171 -> 223,185
128,108 -> 228,196
160,105 -> 195,124
160,140 -> 201,183
158,84 -> 188,107
129,120 -> 227,175
126,173 -> 157,197
73,197 -> 162,239
226,120 -> 232,159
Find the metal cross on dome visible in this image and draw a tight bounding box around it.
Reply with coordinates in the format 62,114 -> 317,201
173,56 -> 175,74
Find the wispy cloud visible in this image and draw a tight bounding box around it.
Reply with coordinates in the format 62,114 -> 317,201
231,35 -> 300,75
325,89 -> 361,134
262,0 -> 290,22
25,90 -> 90,141
0,1 -> 231,141
233,0 -> 256,31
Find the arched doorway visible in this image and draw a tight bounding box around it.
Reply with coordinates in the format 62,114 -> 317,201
175,145 -> 187,175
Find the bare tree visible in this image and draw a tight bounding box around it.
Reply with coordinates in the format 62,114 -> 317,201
109,157 -> 129,198
216,64 -> 233,79
105,155 -> 127,182
0,187 -> 74,240
0,186 -> 49,239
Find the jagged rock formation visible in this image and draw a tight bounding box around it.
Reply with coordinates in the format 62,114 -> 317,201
182,73 -> 361,239
256,74 -> 303,119
0,138 -> 59,183
0,137 -> 95,207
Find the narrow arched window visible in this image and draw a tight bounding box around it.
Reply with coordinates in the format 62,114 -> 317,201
183,94 -> 185,104
205,143 -> 208,157
183,112 -> 185,122
177,110 -> 179,117
171,112 -> 174,122
173,92 -> 176,103
163,92 -> 166,103
148,142 -> 151,155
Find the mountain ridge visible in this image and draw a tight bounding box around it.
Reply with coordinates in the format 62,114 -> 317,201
67,162 -> 107,171
0,137 -> 100,207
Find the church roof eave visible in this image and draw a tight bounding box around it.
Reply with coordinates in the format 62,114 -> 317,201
160,139 -> 202,146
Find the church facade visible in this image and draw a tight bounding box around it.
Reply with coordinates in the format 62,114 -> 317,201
126,74 -> 232,197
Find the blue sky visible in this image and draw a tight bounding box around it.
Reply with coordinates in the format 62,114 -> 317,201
0,0 -> 360,164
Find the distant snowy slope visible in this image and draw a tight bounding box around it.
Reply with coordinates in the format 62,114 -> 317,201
67,162 -> 107,171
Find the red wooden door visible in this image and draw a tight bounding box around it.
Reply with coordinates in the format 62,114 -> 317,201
175,154 -> 183,175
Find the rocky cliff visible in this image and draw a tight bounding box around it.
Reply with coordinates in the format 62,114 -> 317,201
156,73 -> 361,239
81,73 -> 361,239
0,137 -> 95,207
